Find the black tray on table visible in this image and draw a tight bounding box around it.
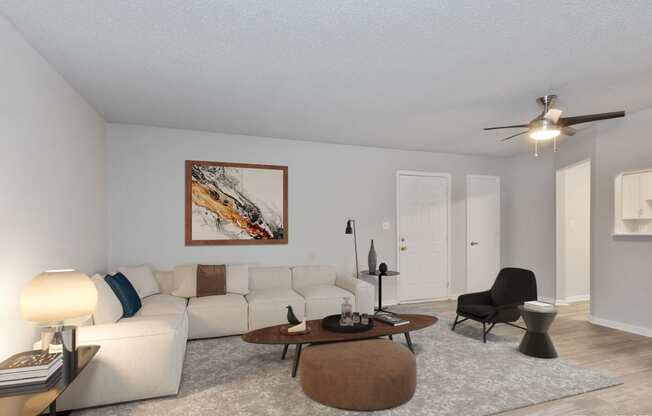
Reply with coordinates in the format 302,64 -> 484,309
321,314 -> 373,333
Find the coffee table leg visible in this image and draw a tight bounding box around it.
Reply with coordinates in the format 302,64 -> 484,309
292,344 -> 303,378
404,332 -> 414,353
388,334 -> 393,341
49,400 -> 57,415
281,344 -> 289,360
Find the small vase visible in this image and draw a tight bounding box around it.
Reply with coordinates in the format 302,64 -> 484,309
368,240 -> 377,274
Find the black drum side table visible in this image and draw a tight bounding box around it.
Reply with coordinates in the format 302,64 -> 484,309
518,306 -> 558,358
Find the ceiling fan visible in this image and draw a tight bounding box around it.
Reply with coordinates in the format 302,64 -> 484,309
484,95 -> 625,156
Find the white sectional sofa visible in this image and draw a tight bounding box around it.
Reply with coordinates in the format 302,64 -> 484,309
57,265 -> 374,411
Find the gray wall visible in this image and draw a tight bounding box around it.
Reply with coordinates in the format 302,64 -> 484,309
106,123 -> 509,301
502,150 -> 556,299
503,110 -> 652,333
592,109 -> 652,331
0,15 -> 106,361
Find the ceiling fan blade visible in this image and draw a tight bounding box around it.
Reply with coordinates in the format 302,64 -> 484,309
500,131 -> 529,142
559,111 -> 625,126
544,108 -> 563,123
561,126 -> 576,136
484,124 -> 529,130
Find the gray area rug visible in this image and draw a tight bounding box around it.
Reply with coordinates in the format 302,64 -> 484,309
74,319 -> 619,416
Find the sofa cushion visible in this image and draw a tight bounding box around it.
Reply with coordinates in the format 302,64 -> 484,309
91,274 -> 123,325
172,264 -> 197,298
294,285 -> 355,320
118,265 -> 160,298
137,294 -> 187,317
154,270 -> 175,295
187,294 -> 248,339
196,264 -> 227,297
246,288 -> 304,330
226,264 -> 249,295
292,265 -> 337,288
105,273 -> 141,318
248,266 -> 292,291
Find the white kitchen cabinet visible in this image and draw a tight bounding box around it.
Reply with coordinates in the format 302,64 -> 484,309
621,173 -> 641,219
615,170 -> 652,237
642,172 -> 652,201
621,172 -> 652,220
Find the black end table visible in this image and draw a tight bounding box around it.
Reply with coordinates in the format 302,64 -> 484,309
0,346 -> 99,416
518,306 -> 558,358
359,270 -> 400,311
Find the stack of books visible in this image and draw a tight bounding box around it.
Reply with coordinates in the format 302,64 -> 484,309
0,350 -> 62,394
374,311 -> 410,326
524,301 -> 555,312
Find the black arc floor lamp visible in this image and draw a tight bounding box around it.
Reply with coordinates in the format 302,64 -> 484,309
345,219 -> 359,279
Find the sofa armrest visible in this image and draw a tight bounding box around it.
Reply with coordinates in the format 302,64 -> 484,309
335,276 -> 374,315
36,314 -> 189,411
457,290 -> 492,306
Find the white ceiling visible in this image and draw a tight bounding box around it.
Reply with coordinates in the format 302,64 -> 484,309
2,1 -> 652,156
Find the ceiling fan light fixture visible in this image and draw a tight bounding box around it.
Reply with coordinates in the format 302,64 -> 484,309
529,118 -> 560,141
530,128 -> 561,141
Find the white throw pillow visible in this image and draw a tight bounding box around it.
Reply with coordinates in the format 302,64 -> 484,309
226,264 -> 249,295
91,274 -> 123,325
118,265 -> 160,298
172,264 -> 198,298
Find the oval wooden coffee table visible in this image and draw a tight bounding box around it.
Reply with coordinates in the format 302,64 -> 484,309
242,314 -> 437,377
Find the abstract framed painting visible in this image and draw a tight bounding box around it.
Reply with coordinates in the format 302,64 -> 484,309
185,160 -> 288,245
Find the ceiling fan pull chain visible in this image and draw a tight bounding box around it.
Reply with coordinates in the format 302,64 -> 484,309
534,141 -> 539,157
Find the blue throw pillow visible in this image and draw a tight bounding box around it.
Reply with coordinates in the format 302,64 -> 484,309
104,272 -> 142,317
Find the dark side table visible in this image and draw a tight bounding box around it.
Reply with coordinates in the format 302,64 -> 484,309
518,306 -> 558,358
359,270 -> 400,311
0,346 -> 99,416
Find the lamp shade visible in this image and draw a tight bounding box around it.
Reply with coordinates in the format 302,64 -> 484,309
20,270 -> 97,327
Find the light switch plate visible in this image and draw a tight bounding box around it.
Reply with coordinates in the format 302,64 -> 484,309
382,221 -> 391,230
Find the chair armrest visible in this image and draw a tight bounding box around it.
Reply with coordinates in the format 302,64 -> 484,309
457,290 -> 492,306
335,276 -> 374,315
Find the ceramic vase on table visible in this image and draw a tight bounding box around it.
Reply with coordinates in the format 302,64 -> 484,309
368,240 -> 377,274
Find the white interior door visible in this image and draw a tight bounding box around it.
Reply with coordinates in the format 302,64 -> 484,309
466,175 -> 501,292
397,172 -> 449,302
556,160 -> 591,303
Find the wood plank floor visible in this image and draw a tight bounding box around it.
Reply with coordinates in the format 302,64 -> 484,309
389,301 -> 652,416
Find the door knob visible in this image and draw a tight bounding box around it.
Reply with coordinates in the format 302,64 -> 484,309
470,241 -> 479,246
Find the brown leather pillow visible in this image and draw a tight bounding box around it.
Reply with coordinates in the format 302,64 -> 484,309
196,264 -> 227,297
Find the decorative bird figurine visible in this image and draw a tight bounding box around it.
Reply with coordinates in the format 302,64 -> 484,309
286,305 -> 301,325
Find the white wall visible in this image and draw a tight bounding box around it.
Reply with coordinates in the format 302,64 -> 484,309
106,123 -> 509,301
0,15 -> 106,360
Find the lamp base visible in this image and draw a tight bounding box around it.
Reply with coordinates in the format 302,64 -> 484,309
42,326 -> 78,380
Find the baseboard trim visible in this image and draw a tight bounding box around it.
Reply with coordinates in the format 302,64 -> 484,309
565,294 -> 590,303
398,297 -> 447,305
589,315 -> 652,338
538,296 -> 590,305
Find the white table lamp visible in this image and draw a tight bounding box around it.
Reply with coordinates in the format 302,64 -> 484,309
20,269 -> 97,373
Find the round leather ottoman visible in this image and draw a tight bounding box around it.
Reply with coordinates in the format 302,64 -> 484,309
299,339 -> 416,410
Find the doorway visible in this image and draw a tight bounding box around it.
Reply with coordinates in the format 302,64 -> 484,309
396,171 -> 450,302
466,175 -> 501,292
556,159 -> 591,304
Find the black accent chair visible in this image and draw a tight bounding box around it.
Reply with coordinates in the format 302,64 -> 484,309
452,268 -> 537,342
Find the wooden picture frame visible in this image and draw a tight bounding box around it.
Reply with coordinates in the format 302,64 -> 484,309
185,160 -> 288,245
